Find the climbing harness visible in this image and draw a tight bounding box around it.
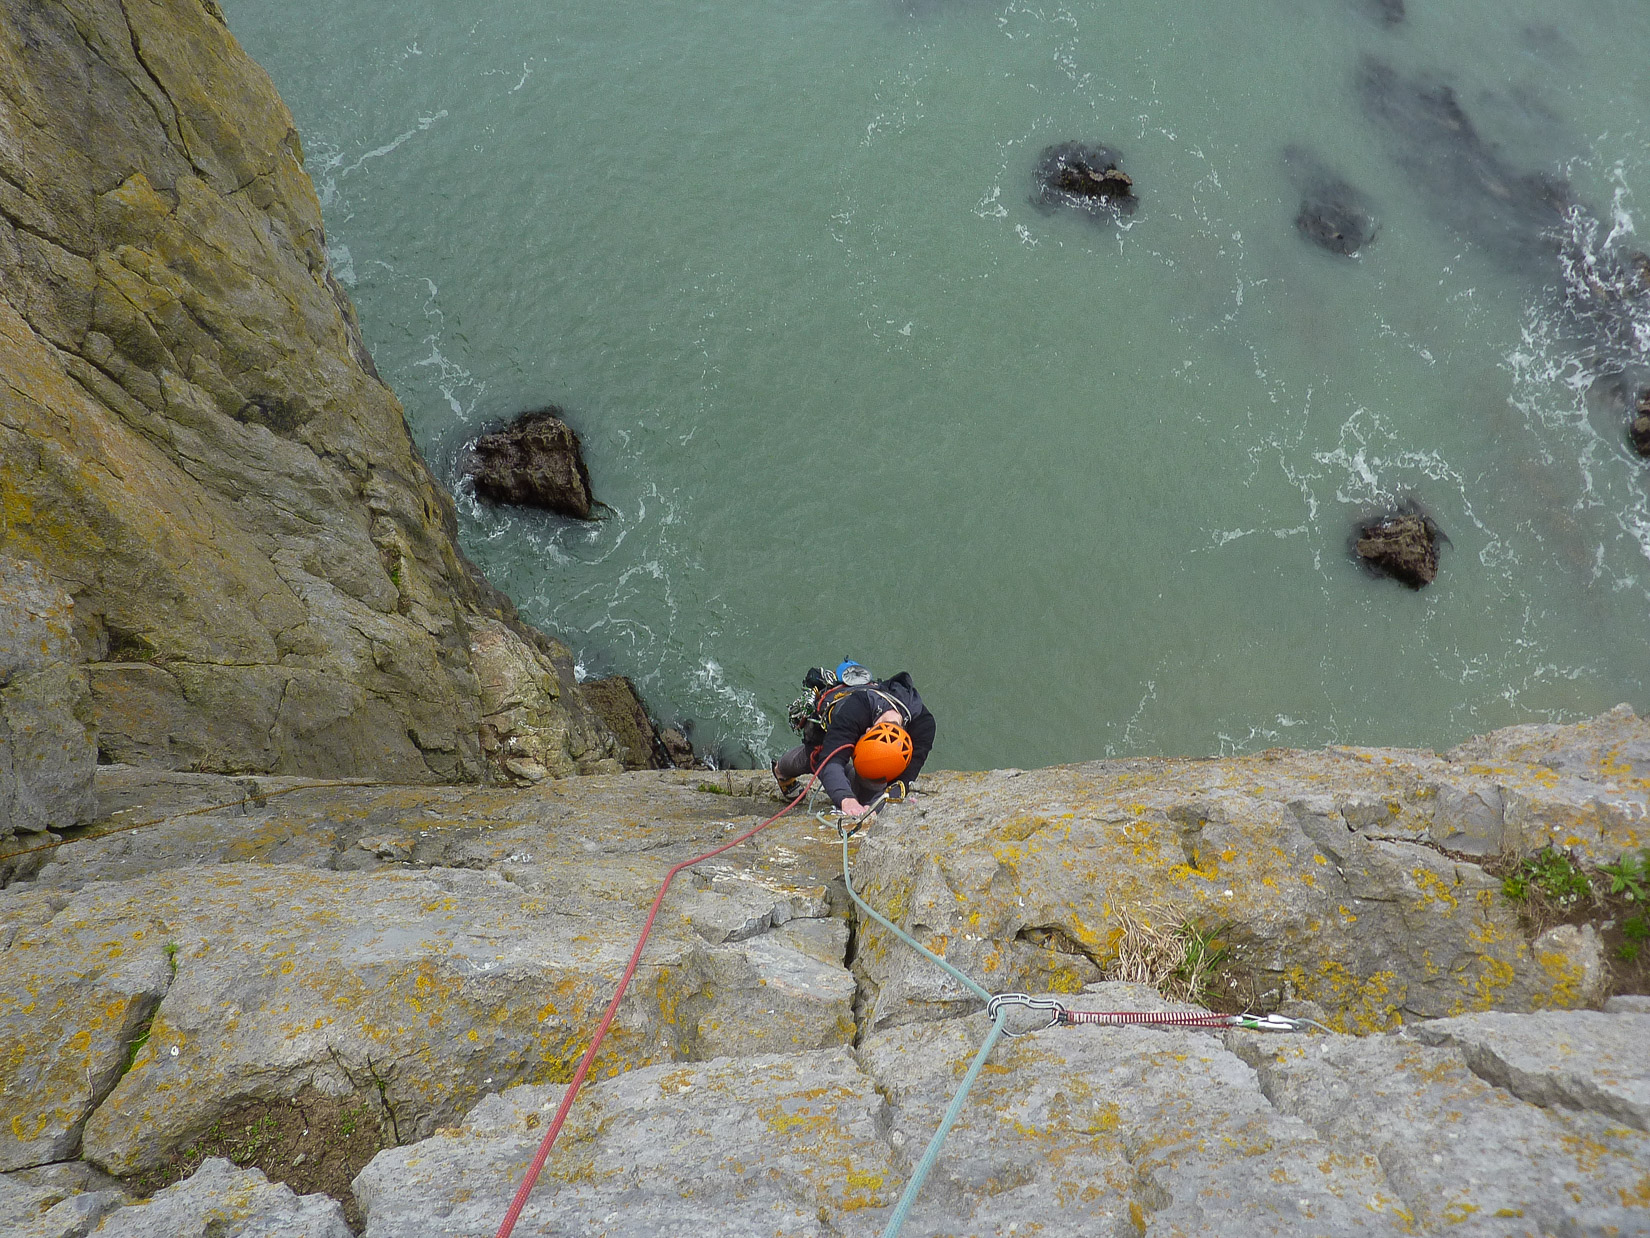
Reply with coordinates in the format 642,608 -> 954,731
788,678 -> 913,739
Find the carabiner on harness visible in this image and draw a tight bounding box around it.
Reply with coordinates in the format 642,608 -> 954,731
985,992 -> 1067,1038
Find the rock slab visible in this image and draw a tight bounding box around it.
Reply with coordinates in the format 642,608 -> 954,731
350,991 -> 1650,1237
2,774 -> 856,1176
0,556 -> 97,842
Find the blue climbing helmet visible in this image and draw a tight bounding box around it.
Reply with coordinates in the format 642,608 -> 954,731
835,660 -> 874,687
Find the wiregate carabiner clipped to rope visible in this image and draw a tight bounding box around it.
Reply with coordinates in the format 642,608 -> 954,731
821,788 -> 890,838
984,992 -> 1067,1038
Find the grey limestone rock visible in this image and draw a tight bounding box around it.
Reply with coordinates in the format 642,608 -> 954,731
1,1162 -> 128,1238
93,1158 -> 350,1238
849,760 -> 1588,1035
1411,1009 -> 1650,1131
858,983 -> 1402,1236
1233,1015 -> 1650,1235
2,773 -> 857,1176
0,557 -> 97,843
356,991 -> 1650,1237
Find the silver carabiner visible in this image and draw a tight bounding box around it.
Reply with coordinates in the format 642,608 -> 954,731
985,992 -> 1067,1037
825,790 -> 890,839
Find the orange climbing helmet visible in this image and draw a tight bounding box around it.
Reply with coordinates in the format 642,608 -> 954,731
854,721 -> 913,781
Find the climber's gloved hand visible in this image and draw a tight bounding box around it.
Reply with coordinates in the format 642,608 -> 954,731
885,779 -> 908,803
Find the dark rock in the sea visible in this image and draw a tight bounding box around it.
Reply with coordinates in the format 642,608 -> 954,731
1631,390 -> 1650,458
582,676 -> 696,770
1355,507 -> 1445,589
658,726 -> 697,769
1282,147 -> 1377,257
1630,252 -> 1650,291
1363,0 -> 1404,24
1357,58 -> 1578,269
465,408 -> 595,519
1296,183 -> 1378,256
1033,143 -> 1137,220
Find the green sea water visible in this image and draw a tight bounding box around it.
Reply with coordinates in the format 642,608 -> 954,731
224,0 -> 1650,770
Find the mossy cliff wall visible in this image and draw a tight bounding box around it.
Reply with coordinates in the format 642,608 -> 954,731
0,0 -> 621,784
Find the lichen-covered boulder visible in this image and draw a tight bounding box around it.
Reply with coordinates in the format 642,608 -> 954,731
96,1158 -> 350,1238
2,772 -> 855,1176
351,990 -> 1650,1237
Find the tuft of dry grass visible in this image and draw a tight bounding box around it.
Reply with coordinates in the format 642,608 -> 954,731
1104,906 -> 1231,1007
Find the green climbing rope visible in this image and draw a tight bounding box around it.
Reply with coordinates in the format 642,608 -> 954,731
879,1006 -> 1008,1238
839,828 -> 992,1005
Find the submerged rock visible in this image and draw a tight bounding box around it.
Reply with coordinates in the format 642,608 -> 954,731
1631,388 -> 1650,456
463,408 -> 597,519
1363,0 -> 1404,24
1033,142 -> 1138,219
1296,189 -> 1377,255
1285,149 -> 1378,256
1357,58 -> 1577,269
1354,506 -> 1444,588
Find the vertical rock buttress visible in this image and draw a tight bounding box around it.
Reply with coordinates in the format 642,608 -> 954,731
0,0 -> 622,781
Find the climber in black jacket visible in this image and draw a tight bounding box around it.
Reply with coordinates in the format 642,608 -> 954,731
774,661 -> 936,817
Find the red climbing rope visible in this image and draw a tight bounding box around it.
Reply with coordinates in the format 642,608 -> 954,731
493,747 -> 850,1238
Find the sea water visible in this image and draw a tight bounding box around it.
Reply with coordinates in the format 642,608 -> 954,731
223,0 -> 1650,770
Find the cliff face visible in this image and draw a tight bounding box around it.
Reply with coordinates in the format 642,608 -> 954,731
0,0 -> 620,782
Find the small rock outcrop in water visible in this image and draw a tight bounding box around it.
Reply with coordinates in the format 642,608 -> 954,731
464,408 -> 597,519
1296,181 -> 1378,256
1631,389 -> 1650,457
582,675 -> 698,770
1355,505 -> 1445,588
1284,147 -> 1378,257
1033,143 -> 1138,219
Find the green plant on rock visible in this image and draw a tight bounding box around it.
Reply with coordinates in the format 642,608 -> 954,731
119,1017 -> 154,1080
229,1113 -> 279,1165
1170,920 -> 1233,1008
1599,850 -> 1649,904
1501,847 -> 1591,907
